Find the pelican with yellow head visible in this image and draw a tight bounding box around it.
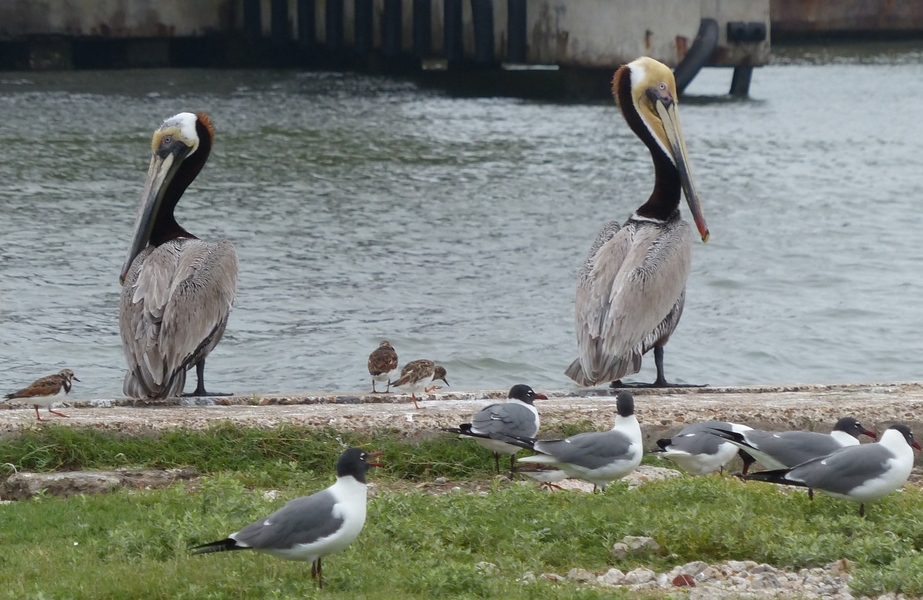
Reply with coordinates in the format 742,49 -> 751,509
565,57 -> 709,388
119,112 -> 238,400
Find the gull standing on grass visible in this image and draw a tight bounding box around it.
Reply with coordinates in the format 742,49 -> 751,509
708,417 -> 877,474
441,384 -> 546,476
191,447 -> 383,588
745,424 -> 920,517
496,391 -> 643,492
650,420 -> 754,475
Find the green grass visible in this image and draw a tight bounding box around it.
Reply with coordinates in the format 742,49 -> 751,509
2,425 -> 923,598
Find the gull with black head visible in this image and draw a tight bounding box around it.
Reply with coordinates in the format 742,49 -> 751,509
745,424 -> 919,517
497,391 -> 643,492
191,447 -> 383,588
442,384 -> 546,476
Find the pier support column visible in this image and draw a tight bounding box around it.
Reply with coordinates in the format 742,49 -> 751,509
382,0 -> 402,57
730,63 -> 753,97
470,0 -> 495,64
413,0 -> 432,58
444,0 -> 463,63
507,0 -> 527,63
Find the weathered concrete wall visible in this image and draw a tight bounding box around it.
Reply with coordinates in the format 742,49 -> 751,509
772,0 -> 923,37
0,0 -> 233,38
0,0 -> 769,68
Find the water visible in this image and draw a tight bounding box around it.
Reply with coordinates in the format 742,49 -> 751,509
2,44 -> 923,398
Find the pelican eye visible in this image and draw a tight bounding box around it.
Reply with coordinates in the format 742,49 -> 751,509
162,135 -> 173,146
659,82 -> 666,90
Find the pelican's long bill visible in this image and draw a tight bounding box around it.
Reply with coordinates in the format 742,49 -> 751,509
648,88 -> 710,243
120,148 -> 187,284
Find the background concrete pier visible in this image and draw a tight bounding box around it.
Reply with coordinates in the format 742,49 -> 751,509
0,0 -> 769,96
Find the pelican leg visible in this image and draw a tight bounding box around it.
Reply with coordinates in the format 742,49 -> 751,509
182,360 -> 232,397
610,347 -> 707,388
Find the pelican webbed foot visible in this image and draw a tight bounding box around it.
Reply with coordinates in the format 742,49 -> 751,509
182,360 -> 233,397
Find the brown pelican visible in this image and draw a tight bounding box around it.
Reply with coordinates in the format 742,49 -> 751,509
565,57 -> 709,388
119,112 -> 238,400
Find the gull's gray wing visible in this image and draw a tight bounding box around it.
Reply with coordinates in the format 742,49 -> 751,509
470,403 -> 538,439
232,490 -> 342,550
746,430 -> 845,468
534,430 -> 632,470
787,445 -> 892,495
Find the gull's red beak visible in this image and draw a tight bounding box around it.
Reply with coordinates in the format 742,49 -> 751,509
368,451 -> 384,468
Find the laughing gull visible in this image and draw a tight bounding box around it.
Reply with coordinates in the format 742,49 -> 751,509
441,384 -> 545,476
746,424 -> 920,517
650,421 -> 755,475
191,447 -> 383,588
709,417 -> 877,475
498,391 -> 643,492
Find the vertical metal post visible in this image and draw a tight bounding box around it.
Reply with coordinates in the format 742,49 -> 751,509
297,0 -> 316,46
326,0 -> 344,52
470,0 -> 494,64
243,0 -> 262,42
730,63 -> 753,97
507,0 -> 526,63
382,0 -> 402,57
271,0 -> 290,43
444,0 -> 463,62
412,0 -> 432,58
355,0 -> 373,56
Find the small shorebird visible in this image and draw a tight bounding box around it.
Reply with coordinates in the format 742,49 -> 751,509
390,359 -> 448,409
442,384 -> 545,476
4,369 -> 80,420
367,341 -> 398,393
191,447 -> 383,589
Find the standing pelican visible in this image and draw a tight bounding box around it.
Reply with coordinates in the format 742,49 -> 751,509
565,57 -> 710,388
119,112 -> 238,400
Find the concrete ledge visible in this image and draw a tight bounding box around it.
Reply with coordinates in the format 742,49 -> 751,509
2,383 -> 922,454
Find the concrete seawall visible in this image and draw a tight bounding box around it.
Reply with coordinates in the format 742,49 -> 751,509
4,382 -> 922,462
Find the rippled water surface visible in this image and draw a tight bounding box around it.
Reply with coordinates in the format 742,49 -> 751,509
2,44 -> 923,398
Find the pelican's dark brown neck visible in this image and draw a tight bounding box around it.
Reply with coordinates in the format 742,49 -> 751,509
150,119 -> 212,246
613,66 -> 681,222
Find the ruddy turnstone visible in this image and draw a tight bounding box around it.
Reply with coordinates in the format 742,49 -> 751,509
191,447 -> 383,589
4,369 -> 79,421
390,359 -> 448,409
367,340 -> 398,393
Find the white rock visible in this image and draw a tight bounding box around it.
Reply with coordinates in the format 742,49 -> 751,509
624,567 -> 656,584
566,568 -> 595,582
596,568 -> 625,586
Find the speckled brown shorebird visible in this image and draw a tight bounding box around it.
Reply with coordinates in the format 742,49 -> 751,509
390,359 -> 448,409
367,341 -> 398,393
4,369 -> 79,420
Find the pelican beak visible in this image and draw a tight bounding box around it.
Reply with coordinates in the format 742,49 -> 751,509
648,89 -> 710,243
119,145 -> 189,285
368,451 -> 384,468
